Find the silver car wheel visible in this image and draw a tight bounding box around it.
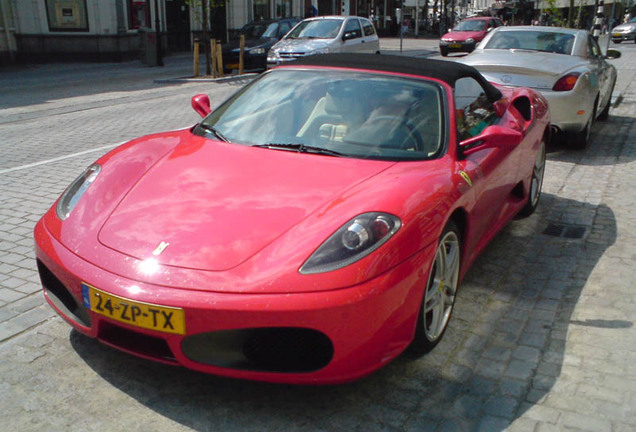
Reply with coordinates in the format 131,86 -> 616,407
423,230 -> 460,342
529,140 -> 546,208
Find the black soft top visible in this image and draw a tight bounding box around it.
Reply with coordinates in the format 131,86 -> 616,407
288,53 -> 503,102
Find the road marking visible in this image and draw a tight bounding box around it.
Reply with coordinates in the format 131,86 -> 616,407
0,143 -> 121,175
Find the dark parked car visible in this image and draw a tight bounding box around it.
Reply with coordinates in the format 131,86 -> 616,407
222,18 -> 300,72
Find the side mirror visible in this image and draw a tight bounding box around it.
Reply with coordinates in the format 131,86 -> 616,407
191,94 -> 211,118
459,125 -> 522,157
342,32 -> 357,41
605,49 -> 621,59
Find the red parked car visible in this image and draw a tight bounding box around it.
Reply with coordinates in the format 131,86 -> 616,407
34,54 -> 549,384
439,16 -> 504,56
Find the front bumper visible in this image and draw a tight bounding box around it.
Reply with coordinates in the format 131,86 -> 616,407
266,55 -> 304,69
223,53 -> 267,72
34,219 -> 435,384
611,31 -> 636,42
439,40 -> 477,53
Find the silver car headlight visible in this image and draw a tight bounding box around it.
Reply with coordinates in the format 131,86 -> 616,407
267,50 -> 280,61
299,212 -> 401,274
56,164 -> 101,220
466,38 -> 475,44
249,47 -> 265,55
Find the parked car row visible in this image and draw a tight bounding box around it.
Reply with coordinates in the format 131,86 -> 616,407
221,16 -> 380,73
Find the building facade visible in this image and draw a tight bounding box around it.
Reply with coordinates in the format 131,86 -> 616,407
1,0 -> 634,65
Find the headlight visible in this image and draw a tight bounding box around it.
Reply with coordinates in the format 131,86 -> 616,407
249,47 -> 265,55
299,212 -> 401,274
56,164 -> 101,220
267,51 -> 280,61
466,38 -> 475,44
306,48 -> 329,56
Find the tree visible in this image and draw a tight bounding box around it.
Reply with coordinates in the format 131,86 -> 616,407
187,0 -> 228,76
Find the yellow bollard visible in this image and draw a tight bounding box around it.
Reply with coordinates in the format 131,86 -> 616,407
211,39 -> 218,78
216,41 -> 224,77
239,35 -> 244,75
193,39 -> 200,77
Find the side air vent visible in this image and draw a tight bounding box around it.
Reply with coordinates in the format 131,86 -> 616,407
513,97 -> 532,121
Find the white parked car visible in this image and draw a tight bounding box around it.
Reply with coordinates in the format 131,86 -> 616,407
267,16 -> 380,67
460,26 -> 620,148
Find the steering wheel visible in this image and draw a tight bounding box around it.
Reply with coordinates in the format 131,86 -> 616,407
371,115 -> 423,151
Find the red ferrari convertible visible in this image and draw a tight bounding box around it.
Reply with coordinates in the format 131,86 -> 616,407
34,54 -> 549,384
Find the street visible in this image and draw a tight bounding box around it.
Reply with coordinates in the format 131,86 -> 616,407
1,39 -> 635,431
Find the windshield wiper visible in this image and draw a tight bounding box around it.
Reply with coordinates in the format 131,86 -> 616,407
253,143 -> 344,157
198,124 -> 230,143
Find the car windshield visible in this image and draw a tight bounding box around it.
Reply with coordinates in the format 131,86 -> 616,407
484,30 -> 575,54
286,19 -> 343,39
453,20 -> 487,31
195,69 -> 445,161
240,22 -> 279,38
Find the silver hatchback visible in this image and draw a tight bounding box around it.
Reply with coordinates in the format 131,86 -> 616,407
267,16 -> 380,67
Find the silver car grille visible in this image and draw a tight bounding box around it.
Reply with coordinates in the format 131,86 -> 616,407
279,52 -> 306,59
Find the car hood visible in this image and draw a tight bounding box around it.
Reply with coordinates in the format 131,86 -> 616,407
442,30 -> 485,41
272,38 -> 332,53
97,137 -> 392,272
461,50 -> 583,89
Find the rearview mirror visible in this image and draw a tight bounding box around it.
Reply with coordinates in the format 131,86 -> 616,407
459,125 -> 523,157
192,94 -> 211,118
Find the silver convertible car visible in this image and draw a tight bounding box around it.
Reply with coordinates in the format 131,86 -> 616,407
460,26 -> 620,148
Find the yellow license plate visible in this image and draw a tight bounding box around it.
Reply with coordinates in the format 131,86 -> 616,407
226,63 -> 240,69
612,33 -> 621,37
450,43 -> 461,48
81,283 -> 185,335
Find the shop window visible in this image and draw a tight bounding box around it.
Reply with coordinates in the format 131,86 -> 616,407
45,0 -> 89,32
129,0 -> 150,29
254,0 -> 270,20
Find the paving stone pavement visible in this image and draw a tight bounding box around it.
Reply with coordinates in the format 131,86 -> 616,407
0,42 -> 635,431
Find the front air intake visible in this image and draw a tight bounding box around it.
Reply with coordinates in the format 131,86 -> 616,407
37,259 -> 91,327
182,327 -> 334,373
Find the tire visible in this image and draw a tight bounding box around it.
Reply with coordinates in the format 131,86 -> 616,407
516,138 -> 546,218
613,39 -> 621,44
440,47 -> 449,57
597,80 -> 615,121
567,98 -> 596,149
408,221 -> 461,356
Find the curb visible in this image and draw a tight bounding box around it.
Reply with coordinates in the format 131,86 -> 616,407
154,73 -> 259,84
